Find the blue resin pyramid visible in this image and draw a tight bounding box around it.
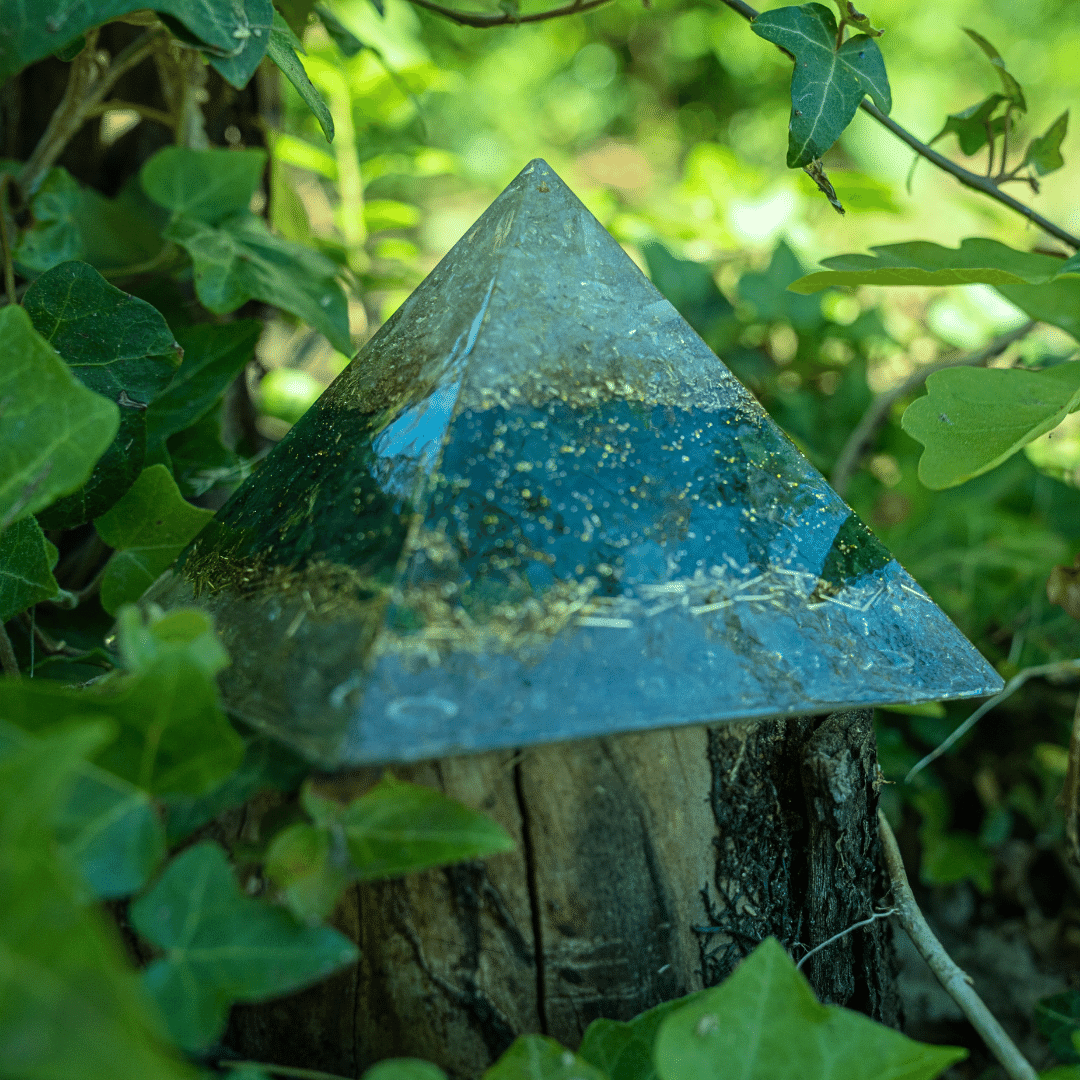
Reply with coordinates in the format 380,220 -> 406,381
146,159 -> 1002,765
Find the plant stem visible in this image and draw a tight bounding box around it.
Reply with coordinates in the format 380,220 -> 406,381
0,622 -> 20,678
829,320 -> 1037,497
404,0 -> 611,28
715,0 -> 1080,251
0,174 -> 16,304
878,810 -> 1039,1080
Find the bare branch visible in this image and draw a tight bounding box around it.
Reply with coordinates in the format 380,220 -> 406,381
715,0 -> 1080,251
830,320 -> 1037,497
878,810 -> 1039,1080
404,0 -> 612,28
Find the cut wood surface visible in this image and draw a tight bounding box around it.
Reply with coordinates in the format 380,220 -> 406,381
227,709 -> 897,1078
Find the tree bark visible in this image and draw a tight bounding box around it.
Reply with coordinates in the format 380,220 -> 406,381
227,708 -> 899,1078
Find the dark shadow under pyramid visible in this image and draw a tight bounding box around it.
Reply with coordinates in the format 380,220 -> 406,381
146,159 -> 1003,765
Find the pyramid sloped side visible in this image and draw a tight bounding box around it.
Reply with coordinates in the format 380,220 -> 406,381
456,160 -> 759,415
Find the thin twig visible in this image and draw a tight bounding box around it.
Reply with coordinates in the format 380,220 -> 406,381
878,810 -> 1038,1080
714,0 -> 1080,252
0,174 -> 16,304
830,320 -> 1037,497
404,0 -> 611,28
0,622 -> 20,679
905,658 -> 1080,784
796,907 -> 897,970
1059,690 -> 1080,866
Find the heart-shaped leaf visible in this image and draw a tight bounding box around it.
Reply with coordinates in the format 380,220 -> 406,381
483,1037 -> 607,1080
751,3 -> 891,168
0,516 -> 61,619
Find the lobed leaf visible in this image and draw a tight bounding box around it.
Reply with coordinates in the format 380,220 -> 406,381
751,3 -> 891,168
653,938 -> 964,1080
130,841 -> 358,1051
0,305 -> 118,527
929,94 -> 1006,156
141,147 -> 268,226
0,723 -> 193,1080
902,363 -> 1080,489
267,12 -> 335,142
0,516 -> 61,619
1023,110 -> 1069,175
95,465 -> 214,613
483,1037 -> 607,1080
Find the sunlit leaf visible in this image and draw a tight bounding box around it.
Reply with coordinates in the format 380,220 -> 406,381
0,516 -> 61,619
267,12 -> 334,142
902,363 -> 1080,489
1023,110 -> 1069,175
95,465 -> 214,613
315,4 -> 367,56
483,1037 -> 607,1080
0,722 -> 193,1080
0,305 -> 118,527
26,261 -> 181,528
751,3 -> 891,168
654,938 -> 964,1080
130,841 -> 358,1051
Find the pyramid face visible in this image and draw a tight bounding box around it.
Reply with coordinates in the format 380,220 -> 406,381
148,159 -> 1003,765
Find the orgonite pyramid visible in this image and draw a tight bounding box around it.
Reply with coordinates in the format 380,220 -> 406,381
146,159 -> 1003,765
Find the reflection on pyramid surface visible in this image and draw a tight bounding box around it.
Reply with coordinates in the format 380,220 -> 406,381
146,159 -> 1003,765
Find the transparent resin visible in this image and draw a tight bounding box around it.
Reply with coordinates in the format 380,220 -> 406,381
146,160 -> 1003,765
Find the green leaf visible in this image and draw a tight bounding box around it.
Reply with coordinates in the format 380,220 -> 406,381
327,775 -> 515,880
130,841 -> 358,1051
141,147 -> 268,226
964,28 -> 1026,110
0,722 -> 193,1080
25,260 -> 182,528
0,0 -> 273,88
738,240 -> 822,330
166,406 -> 246,498
267,12 -> 334,142
205,0 -> 275,89
265,821 -> 354,923
1023,110 -> 1069,175
929,94 -> 1006,156
1036,991 -> 1080,1063
654,938 -> 964,1080
144,320 -> 260,463
0,304 -> 119,527
162,734 -> 309,843
0,516 -> 61,619
13,168 -> 84,274
901,363 -> 1080,489
579,993 -> 709,1080
95,465 -> 214,613
362,1061 -> 448,1080
0,605 -> 243,796
164,212 -> 351,352
484,1037 -> 607,1080
750,3 -> 891,168
315,4 -> 368,57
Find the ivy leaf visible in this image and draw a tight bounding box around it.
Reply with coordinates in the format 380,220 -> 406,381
964,28 -> 1026,110
0,516 -> 61,619
95,465 -> 214,614
166,406 -> 246,498
654,938 -> 964,1080
484,1037 -> 607,1080
164,213 -> 351,353
751,3 -> 891,168
145,320 -> 261,463
265,821 -> 355,923
12,168 -> 83,274
130,841 -> 358,1051
0,305 -> 118,527
579,992 -> 709,1080
0,0 -> 274,88
362,1062 -> 448,1080
1023,110 -> 1069,175
0,722 -> 194,1080
0,606 -> 243,796
267,12 -> 334,142
141,147 -> 267,226
25,261 -> 182,527
1036,991 -> 1080,1063
902,362 -> 1080,489
322,775 -> 516,880
929,94 -> 1007,156
205,0 -> 275,89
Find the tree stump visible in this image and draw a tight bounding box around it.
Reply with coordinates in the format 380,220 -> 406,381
227,707 -> 899,1078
